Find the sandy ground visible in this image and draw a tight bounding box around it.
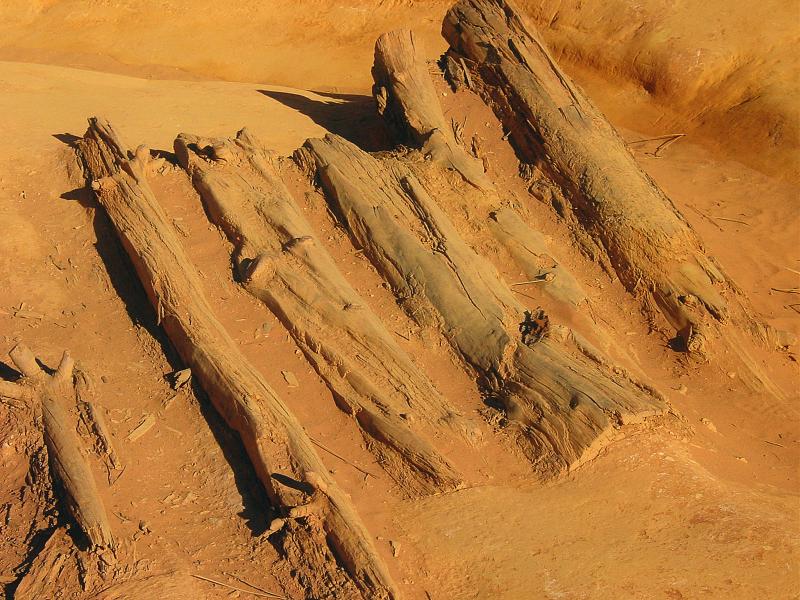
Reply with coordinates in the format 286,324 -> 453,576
0,2 -> 798,599
2,0 -> 796,180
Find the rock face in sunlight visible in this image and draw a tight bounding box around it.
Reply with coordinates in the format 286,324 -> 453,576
0,1 -> 796,599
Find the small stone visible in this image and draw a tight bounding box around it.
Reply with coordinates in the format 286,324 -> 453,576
390,540 -> 400,557
282,371 -> 299,388
726,371 -> 737,379
700,418 -> 718,433
170,368 -> 192,390
734,455 -> 748,463
127,414 -> 156,442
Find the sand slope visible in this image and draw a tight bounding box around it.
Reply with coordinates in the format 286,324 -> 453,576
2,0 -> 797,179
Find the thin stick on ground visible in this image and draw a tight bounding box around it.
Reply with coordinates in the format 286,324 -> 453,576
310,437 -> 378,479
510,274 -> 555,286
191,575 -> 286,599
222,572 -> 288,599
652,134 -> 686,157
713,216 -> 750,226
763,440 -> 786,448
689,206 -> 724,232
625,132 -> 686,157
627,133 -> 686,145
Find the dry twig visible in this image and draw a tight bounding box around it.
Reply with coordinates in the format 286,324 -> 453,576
192,574 -> 285,599
309,437 -> 378,479
511,273 -> 555,286
627,133 -> 686,157
222,572 -> 287,599
713,216 -> 750,226
689,206 -> 724,232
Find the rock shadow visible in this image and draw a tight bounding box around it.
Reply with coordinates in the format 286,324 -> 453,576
258,89 -> 392,151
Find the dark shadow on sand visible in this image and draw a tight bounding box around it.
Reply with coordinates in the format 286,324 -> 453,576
258,89 -> 392,152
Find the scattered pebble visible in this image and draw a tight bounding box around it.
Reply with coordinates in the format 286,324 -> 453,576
700,417 -> 718,433
282,370 -> 299,388
170,368 -> 192,390
127,414 -> 156,442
